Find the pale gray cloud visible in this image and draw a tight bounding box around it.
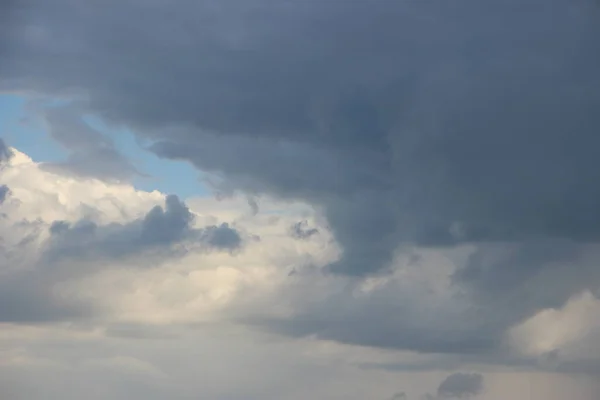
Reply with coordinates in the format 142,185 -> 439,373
437,373 -> 484,399
39,106 -> 141,181
0,138 -> 13,163
0,184 -> 9,204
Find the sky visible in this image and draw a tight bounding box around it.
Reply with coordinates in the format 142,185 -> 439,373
0,94 -> 206,197
1,0 -> 600,399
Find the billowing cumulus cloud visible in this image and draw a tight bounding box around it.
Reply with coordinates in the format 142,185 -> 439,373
0,145 -> 244,323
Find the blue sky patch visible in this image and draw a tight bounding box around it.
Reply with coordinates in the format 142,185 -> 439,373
0,94 -> 208,198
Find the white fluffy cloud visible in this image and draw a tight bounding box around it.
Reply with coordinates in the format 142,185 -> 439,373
510,291 -> 600,370
0,145 -> 329,325
1,146 -> 599,399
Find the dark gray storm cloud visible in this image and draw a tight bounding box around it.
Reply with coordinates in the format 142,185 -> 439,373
451,239 -> 600,328
4,0 -> 599,272
2,0 -> 600,357
247,281 -> 500,355
436,373 -> 483,398
39,105 -> 141,181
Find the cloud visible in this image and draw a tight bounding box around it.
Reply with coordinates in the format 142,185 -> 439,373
290,220 -> 319,240
436,373 -> 483,398
247,196 -> 259,215
43,194 -> 242,265
198,222 -> 242,249
0,139 -> 13,204
0,148 -> 600,398
131,194 -> 193,247
0,184 -> 8,204
38,105 -> 141,182
0,150 -> 247,323
0,138 -> 13,164
2,0 -> 600,386
243,277 -> 500,354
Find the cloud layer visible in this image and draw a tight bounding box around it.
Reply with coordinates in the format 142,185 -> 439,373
1,144 -> 600,399
2,0 -> 600,398
2,0 -> 600,352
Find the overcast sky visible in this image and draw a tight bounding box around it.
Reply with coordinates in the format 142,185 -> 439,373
1,0 -> 600,399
